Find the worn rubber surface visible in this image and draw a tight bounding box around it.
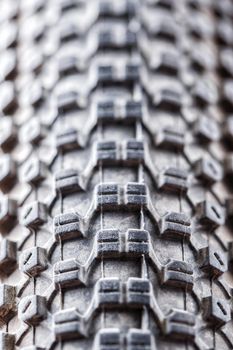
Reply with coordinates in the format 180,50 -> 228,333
0,0 -> 233,349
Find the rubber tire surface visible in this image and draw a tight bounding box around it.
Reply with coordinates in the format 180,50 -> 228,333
0,0 -> 233,349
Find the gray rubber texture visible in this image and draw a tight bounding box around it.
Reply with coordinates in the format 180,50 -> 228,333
0,0 -> 233,349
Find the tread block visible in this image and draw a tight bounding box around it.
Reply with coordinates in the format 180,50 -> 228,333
98,32 -> 113,49
97,328 -> 121,350
203,296 -> 231,326
21,158 -> 46,185
158,167 -> 188,193
189,15 -> 212,39
98,65 -> 114,83
0,239 -> 17,274
190,47 -> 216,72
0,119 -> 16,152
0,82 -> 17,114
18,295 -> 47,326
162,260 -> 193,290
0,332 -> 15,350
125,101 -> 142,121
54,259 -> 83,289
0,22 -> 17,50
96,229 -> 150,257
97,101 -> 115,121
54,308 -> 84,340
63,0 -> 85,10
213,1 -> 233,20
124,183 -> 148,208
194,115 -> 220,143
125,30 -> 137,49
97,100 -> 142,123
222,80 -> 233,111
98,278 -> 121,305
29,21 -> 45,43
224,116 -> 233,146
126,278 -> 150,306
54,321 -> 83,340
0,197 -> 17,229
19,247 -> 48,277
197,201 -> 225,227
217,21 -> 233,48
59,0 -> 83,12
151,51 -> 178,75
54,212 -> 83,241
159,212 -> 192,239
96,183 -> 120,208
195,158 -> 222,184
98,64 -> 139,85
57,90 -> 82,113
55,169 -> 84,193
224,154 -> 233,176
21,118 -> 45,145
21,201 -> 47,228
187,0 -> 204,10
127,329 -> 151,350
199,247 -> 227,277
155,128 -> 184,150
164,309 -> 196,340
0,50 -> 17,81
149,20 -> 177,42
27,81 -> 44,108
99,0 -> 135,17
153,88 -> 181,112
125,64 -> 139,82
0,155 -> 16,190
228,241 -> 233,269
98,29 -> 136,49
193,80 -> 218,107
147,0 -> 174,9
59,24 -> 79,43
0,285 -> 15,324
58,55 -> 78,77
56,129 -> 80,150
97,229 -> 120,256
123,140 -> 144,164
126,229 -> 149,255
96,328 -> 152,350
97,141 -> 118,164
220,48 -> 233,77
226,198 -> 233,219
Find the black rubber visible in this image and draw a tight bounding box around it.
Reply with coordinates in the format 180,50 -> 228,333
0,0 -> 233,349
